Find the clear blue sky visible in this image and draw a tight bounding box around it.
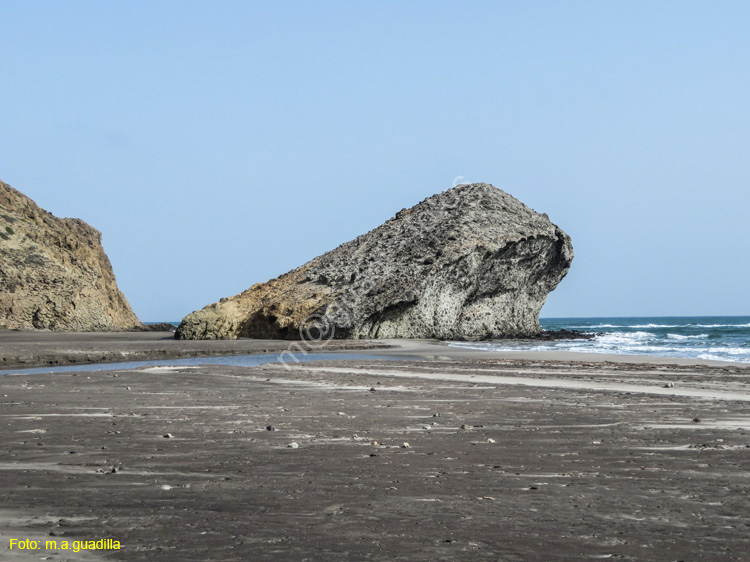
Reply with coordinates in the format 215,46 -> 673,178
2,1 -> 748,321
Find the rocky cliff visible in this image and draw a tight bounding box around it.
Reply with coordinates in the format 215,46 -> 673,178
176,183 -> 573,341
0,179 -> 142,331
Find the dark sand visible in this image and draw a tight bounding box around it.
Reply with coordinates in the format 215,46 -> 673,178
0,331 -> 394,370
1,334 -> 750,561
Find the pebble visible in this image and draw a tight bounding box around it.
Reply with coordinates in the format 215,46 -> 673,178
288,442 -> 299,449
664,382 -> 675,388
337,412 -> 347,416
401,442 -> 411,448
266,425 -> 277,431
369,387 -> 376,392
160,485 -> 173,490
460,424 -> 470,430
693,417 -> 702,423
487,438 -> 496,444
163,433 -> 173,438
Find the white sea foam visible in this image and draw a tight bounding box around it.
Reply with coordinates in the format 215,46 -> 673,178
697,353 -> 736,362
453,317 -> 750,363
667,333 -> 709,340
691,323 -> 750,328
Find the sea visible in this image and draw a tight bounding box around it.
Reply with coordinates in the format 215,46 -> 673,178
449,316 -> 750,364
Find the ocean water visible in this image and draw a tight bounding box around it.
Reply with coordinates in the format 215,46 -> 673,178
449,316 -> 750,364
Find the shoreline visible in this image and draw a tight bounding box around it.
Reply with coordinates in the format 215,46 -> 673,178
0,331 -> 394,370
1,331 -> 749,370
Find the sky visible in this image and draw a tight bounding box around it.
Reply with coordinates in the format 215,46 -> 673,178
1,1 -> 748,321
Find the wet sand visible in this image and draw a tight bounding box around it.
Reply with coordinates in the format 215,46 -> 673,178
0,331 -> 394,370
1,330 -> 744,371
1,335 -> 749,560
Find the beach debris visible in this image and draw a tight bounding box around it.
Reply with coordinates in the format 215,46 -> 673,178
288,442 -> 299,449
337,412 -> 347,416
401,442 -> 411,448
487,438 -> 496,443
266,425 -> 277,431
460,424 -> 470,430
664,382 -> 675,388
163,433 -> 174,438
693,417 -> 702,423
160,485 -> 173,490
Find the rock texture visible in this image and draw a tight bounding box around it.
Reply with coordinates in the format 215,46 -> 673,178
176,183 -> 573,341
0,179 -> 142,331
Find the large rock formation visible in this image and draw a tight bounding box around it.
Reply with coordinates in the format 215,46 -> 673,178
0,179 -> 142,331
176,183 -> 573,341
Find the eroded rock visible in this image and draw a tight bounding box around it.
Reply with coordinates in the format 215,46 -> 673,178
0,179 -> 142,331
176,183 -> 572,340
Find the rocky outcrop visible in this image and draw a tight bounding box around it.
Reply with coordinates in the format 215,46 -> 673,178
176,183 -> 573,341
0,179 -> 142,331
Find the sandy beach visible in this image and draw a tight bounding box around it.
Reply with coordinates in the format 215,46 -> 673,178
1,333 -> 749,561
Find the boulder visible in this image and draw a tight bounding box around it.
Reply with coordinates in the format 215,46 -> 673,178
0,179 -> 142,331
176,183 -> 572,341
